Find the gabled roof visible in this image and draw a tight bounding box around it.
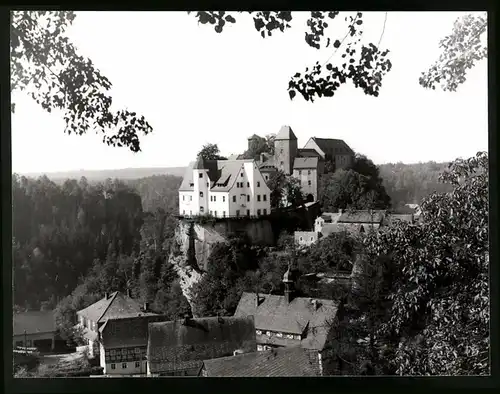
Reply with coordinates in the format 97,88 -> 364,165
147,316 -> 257,374
310,137 -> 354,156
13,311 -> 56,336
293,157 -> 319,169
77,291 -> 157,323
100,315 -> 167,349
178,159 -> 255,192
202,347 -> 321,377
234,293 -> 339,351
275,125 -> 297,141
298,148 -> 322,158
338,210 -> 386,224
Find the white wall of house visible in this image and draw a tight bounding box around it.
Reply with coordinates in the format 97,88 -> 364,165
208,191 -> 229,217
193,168 -> 210,215
179,191 -> 195,216
101,344 -> 147,375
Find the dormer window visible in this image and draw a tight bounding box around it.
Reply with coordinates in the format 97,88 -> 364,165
276,332 -> 283,338
199,173 -> 203,178
256,330 -> 262,335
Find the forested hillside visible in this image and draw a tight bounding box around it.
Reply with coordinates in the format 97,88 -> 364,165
378,161 -> 453,207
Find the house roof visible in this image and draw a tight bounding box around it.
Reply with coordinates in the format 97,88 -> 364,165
310,137 -> 354,156
387,213 -> 413,224
293,157 -> 319,169
320,223 -> 349,237
99,315 -> 167,349
13,311 -> 56,336
298,148 -> 322,158
234,293 -> 339,351
179,159 -> 256,192
275,125 -> 297,140
247,134 -> 261,140
147,316 -> 257,374
337,210 -> 386,224
193,155 -> 207,170
202,347 -> 321,377
77,291 -> 157,323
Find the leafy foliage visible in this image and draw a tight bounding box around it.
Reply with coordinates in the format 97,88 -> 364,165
197,143 -> 227,161
363,152 -> 489,375
268,170 -> 305,209
420,13 -> 487,92
10,11 -> 152,152
241,134 -> 276,159
190,11 -> 393,102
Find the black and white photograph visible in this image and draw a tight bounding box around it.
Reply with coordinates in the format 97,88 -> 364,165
10,10 -> 489,378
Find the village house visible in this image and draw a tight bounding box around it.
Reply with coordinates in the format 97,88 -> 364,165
234,267 -> 341,374
98,314 -> 167,376
76,290 -> 159,359
13,310 -> 56,352
336,209 -> 387,233
146,316 -> 257,376
178,156 -> 271,218
200,346 -> 322,377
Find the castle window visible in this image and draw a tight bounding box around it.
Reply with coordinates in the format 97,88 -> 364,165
135,361 -> 140,368
308,170 -> 311,175
213,196 -> 216,202
280,148 -> 283,153
308,180 -> 312,186
265,175 -> 268,180
298,170 -> 302,175
257,195 -> 261,202
223,196 -> 226,202
257,181 -> 260,187
300,237 -> 303,242
183,210 -> 185,215
233,196 -> 236,202
236,210 -> 240,217
190,196 -> 192,201
247,209 -> 250,216
111,364 -> 116,370
240,173 -> 243,177
257,209 -> 261,216
247,195 -> 250,202
200,192 -> 203,197
199,173 -> 203,178
200,207 -> 204,213
207,182 -> 209,187
263,209 -> 267,215
223,211 -> 226,217
122,362 -> 127,369
263,194 -> 267,201
182,195 -> 185,201
247,182 -> 250,187
214,211 -> 217,217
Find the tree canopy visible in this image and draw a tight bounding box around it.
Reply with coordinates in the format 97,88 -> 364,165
10,11 -> 152,152
197,143 -> 227,160
267,170 -> 304,209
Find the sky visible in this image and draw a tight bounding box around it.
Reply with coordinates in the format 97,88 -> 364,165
11,11 -> 488,173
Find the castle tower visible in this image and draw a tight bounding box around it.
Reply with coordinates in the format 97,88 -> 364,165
274,125 -> 298,175
193,155 -> 209,215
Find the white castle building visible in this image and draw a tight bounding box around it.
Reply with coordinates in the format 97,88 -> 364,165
178,156 -> 272,218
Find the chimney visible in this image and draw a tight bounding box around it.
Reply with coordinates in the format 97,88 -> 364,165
143,302 -> 149,312
105,292 -> 110,300
283,266 -> 295,304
